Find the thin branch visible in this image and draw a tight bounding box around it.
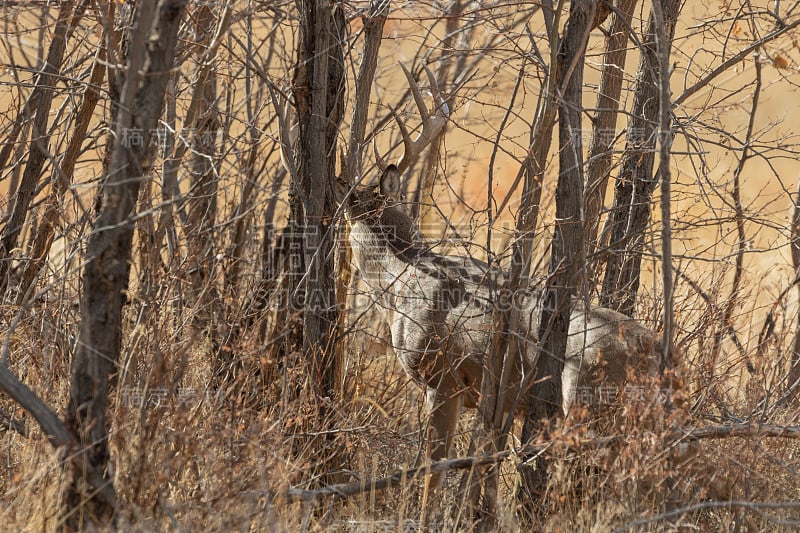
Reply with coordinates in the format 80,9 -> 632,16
0,367 -> 72,448
283,423 -> 800,503
344,0 -> 388,184
674,16 -> 800,106
613,500 -> 800,532
713,59 -> 762,370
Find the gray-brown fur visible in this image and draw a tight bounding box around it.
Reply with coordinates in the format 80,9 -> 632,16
341,166 -> 661,484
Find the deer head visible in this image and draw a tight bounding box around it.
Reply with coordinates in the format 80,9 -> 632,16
339,164 -> 424,272
339,65 -> 450,262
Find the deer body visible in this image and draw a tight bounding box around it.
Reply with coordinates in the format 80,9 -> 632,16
349,207 -> 496,399
344,166 -> 661,471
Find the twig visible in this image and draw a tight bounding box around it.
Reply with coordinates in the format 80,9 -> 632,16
674,17 -> 800,106
644,241 -> 746,357
0,405 -> 27,437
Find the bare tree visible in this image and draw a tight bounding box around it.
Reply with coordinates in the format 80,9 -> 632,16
16,34 -> 107,302
0,0 -> 76,293
185,3 -> 224,381
475,3 -> 561,523
600,0 -> 682,316
518,0 -> 593,515
64,0 -> 184,526
290,0 -> 346,403
338,0 -> 388,394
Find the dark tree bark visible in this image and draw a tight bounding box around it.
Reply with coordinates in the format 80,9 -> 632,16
519,0 -> 591,515
599,0 -> 682,316
291,0 -> 346,402
584,0 -> 638,255
186,4 -> 220,303
0,0 -> 75,293
64,0 -> 185,528
789,179 -> 800,398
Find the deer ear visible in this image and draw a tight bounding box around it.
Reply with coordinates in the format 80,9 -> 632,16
380,164 -> 401,201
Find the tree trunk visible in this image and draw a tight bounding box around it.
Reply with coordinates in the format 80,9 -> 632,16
789,179 -> 800,398
339,0 -> 387,400
477,2 -> 562,523
186,3 -> 220,297
584,0 -> 638,256
519,0 -> 591,516
292,0 -> 345,403
64,0 -> 184,528
599,0 -> 682,315
185,4 -> 224,384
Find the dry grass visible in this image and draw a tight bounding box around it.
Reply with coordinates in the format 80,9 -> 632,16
3,276 -> 800,533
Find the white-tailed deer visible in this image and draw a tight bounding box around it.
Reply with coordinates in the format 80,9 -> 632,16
340,67 -> 662,486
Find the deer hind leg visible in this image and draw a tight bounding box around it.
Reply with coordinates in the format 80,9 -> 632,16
425,385 -> 463,491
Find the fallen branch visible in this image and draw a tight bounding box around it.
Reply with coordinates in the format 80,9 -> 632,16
285,447 -> 525,503
676,422 -> 800,440
283,423 -> 800,503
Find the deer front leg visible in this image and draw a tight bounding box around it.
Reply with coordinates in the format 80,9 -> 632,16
425,385 -> 462,491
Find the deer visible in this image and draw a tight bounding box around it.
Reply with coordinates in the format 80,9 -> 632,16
339,67 -> 662,489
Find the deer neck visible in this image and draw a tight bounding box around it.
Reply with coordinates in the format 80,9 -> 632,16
348,205 -> 428,292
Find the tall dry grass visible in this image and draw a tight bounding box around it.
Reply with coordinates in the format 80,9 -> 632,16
2,259 -> 800,531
